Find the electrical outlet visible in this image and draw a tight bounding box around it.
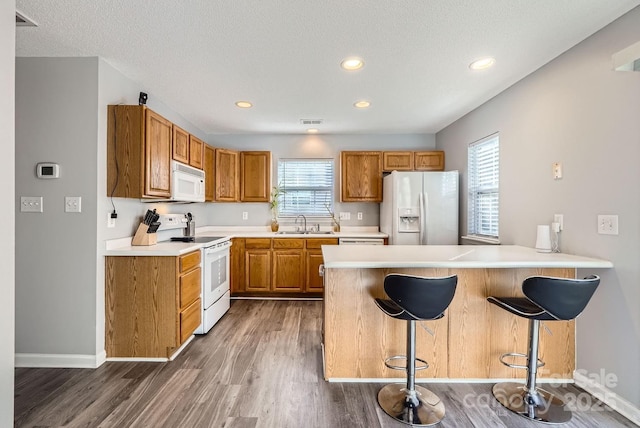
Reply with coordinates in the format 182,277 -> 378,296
242,211 -> 248,220
107,213 -> 116,228
20,196 -> 43,212
65,196 -> 81,213
553,162 -> 563,180
553,214 -> 563,231
597,215 -> 618,235
339,212 -> 350,221
357,212 -> 363,220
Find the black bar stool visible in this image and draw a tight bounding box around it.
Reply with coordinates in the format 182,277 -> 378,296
375,273 -> 458,426
487,275 -> 600,424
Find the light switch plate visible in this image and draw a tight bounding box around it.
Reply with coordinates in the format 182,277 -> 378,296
65,196 -> 82,213
339,212 -> 350,220
21,196 -> 43,212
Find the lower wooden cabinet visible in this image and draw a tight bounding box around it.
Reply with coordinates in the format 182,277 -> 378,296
105,250 -> 201,359
232,237 -> 338,296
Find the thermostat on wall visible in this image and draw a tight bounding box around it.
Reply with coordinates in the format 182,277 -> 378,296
36,162 -> 60,179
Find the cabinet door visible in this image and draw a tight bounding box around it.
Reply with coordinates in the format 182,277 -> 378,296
189,135 -> 204,169
245,249 -> 271,291
144,109 -> 172,197
240,151 -> 271,202
215,148 -> 240,202
383,151 -> 413,171
305,250 -> 325,293
230,238 -> 245,294
204,144 -> 215,202
172,125 -> 189,164
414,151 -> 445,171
272,250 -> 304,292
341,151 -> 383,202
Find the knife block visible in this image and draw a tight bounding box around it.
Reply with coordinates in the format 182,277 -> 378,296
131,223 -> 157,246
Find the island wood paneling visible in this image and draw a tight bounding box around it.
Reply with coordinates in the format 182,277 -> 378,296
323,267 -> 576,380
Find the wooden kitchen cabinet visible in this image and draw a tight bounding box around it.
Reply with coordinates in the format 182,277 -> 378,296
240,151 -> 271,202
215,148 -> 240,201
272,239 -> 305,292
204,144 -> 215,202
107,105 -> 172,199
172,125 -> 190,165
414,151 -> 445,171
105,250 -> 201,359
189,135 -> 204,169
340,151 -> 383,202
232,237 -> 338,296
383,151 -> 414,171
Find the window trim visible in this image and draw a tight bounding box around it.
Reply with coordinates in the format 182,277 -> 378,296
467,133 -> 499,240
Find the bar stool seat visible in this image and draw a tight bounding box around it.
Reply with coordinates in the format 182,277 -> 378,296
375,273 -> 457,427
487,275 -> 600,424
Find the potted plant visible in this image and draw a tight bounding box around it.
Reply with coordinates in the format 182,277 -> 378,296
324,203 -> 340,232
269,184 -> 284,232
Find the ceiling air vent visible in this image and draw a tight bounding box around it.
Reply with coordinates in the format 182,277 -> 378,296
300,119 -> 323,125
16,11 -> 38,27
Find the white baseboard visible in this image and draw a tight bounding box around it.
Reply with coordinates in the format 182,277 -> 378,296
574,370 -> 640,426
16,350 -> 106,368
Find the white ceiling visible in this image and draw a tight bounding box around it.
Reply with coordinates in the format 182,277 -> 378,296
15,1 -> 640,135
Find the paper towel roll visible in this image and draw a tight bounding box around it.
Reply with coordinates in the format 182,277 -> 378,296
535,224 -> 552,253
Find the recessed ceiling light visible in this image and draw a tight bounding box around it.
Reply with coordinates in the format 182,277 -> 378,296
307,128 -> 319,134
341,57 -> 364,71
469,57 -> 495,70
235,101 -> 253,108
354,100 -> 371,109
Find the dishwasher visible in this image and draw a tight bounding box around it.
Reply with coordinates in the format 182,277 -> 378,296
338,238 -> 385,245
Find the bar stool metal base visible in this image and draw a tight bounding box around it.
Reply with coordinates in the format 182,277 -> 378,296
492,382 -> 571,424
377,383 -> 445,426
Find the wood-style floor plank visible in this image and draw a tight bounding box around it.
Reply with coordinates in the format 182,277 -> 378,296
15,300 -> 637,428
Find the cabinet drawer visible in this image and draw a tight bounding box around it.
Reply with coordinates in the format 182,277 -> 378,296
180,298 -> 201,343
179,250 -> 201,273
305,238 -> 339,249
180,267 -> 201,309
273,238 -> 304,249
245,238 -> 272,249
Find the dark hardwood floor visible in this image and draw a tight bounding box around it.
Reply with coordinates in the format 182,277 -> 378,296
15,300 -> 637,427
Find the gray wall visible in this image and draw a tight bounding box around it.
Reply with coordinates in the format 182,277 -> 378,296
205,134 -> 436,228
1,0 -> 15,423
437,9 -> 640,408
16,58 -> 99,356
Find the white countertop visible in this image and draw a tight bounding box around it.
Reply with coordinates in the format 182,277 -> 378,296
322,245 -> 613,269
104,226 -> 386,256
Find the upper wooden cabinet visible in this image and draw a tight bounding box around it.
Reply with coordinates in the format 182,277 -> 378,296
108,105 -> 172,199
383,151 -> 414,171
172,125 -> 190,165
189,135 -> 204,169
240,151 -> 271,202
173,125 -> 204,169
341,151 -> 383,202
414,151 -> 445,171
203,144 -> 215,202
215,148 -> 240,202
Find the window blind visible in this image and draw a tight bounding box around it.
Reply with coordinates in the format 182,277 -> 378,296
277,159 -> 334,217
468,134 -> 499,238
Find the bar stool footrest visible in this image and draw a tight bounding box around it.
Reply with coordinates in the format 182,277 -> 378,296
384,355 -> 429,371
499,352 -> 544,370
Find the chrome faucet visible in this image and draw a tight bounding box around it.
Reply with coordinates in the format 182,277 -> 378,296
295,214 -> 307,233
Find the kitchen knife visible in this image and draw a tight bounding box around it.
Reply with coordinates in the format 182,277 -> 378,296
147,221 -> 161,233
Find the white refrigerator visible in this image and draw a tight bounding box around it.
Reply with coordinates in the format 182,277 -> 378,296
380,171 -> 459,245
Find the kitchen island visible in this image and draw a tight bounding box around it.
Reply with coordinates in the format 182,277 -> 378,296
321,245 -> 612,381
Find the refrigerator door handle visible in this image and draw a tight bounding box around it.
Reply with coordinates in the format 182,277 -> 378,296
422,192 -> 429,245
419,192 -> 425,244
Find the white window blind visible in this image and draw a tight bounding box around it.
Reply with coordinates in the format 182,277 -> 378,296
468,134 -> 499,238
277,159 -> 334,217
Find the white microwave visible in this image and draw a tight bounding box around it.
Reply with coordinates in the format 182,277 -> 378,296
170,160 -> 205,202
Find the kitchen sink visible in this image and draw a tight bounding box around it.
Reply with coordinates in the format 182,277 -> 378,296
275,230 -> 334,235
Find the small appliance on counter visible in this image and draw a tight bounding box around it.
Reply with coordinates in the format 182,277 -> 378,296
132,209 -> 161,246
170,212 -> 196,242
